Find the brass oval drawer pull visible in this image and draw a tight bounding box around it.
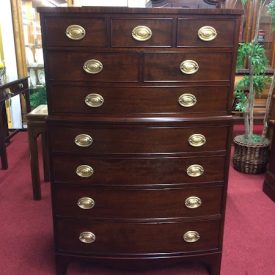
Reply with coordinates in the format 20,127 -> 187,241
76,165 -> 94,178
180,60 -> 199,75
183,231 -> 200,243
66,25 -> 86,40
187,164 -> 204,177
188,134 -> 206,147
132,25 -> 152,41
178,93 -> 197,108
185,196 -> 202,209
77,197 -> 95,210
198,26 -> 217,41
85,93 -> 104,108
83,59 -> 103,74
75,134 -> 93,147
79,231 -> 96,244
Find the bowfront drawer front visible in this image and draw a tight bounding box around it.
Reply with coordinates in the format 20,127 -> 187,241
48,85 -> 230,115
52,155 -> 226,185
47,52 -> 139,82
49,124 -> 229,154
143,52 -> 232,82
177,18 -> 236,47
43,17 -> 107,47
111,18 -> 173,47
53,185 -> 223,218
56,219 -> 220,254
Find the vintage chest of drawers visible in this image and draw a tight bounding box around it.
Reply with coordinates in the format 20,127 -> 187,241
38,6 -> 241,275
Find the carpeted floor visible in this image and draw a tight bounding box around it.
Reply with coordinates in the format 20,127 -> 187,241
0,132 -> 274,275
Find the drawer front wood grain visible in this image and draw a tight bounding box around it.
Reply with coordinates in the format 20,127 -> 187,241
47,52 -> 139,82
48,84 -> 230,115
43,17 -> 107,47
56,219 -> 220,254
111,18 -> 173,47
49,124 -> 229,154
53,185 -> 223,218
143,52 -> 232,82
52,155 -> 226,185
177,18 -> 236,47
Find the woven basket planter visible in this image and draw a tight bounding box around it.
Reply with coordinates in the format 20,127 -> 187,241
233,135 -> 270,174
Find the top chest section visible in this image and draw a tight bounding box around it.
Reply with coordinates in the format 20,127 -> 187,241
40,12 -> 238,49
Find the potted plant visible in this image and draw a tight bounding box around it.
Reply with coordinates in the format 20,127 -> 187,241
232,0 -> 275,174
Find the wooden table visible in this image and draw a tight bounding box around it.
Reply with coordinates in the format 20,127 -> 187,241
0,77 -> 30,169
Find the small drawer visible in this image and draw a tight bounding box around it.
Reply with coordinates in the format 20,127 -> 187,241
177,18 -> 236,47
48,84 -> 230,115
48,124 -> 229,154
56,219 -> 221,254
43,17 -> 107,47
47,52 -> 139,82
143,52 -> 232,82
53,185 -> 223,219
111,18 -> 173,47
51,155 -> 226,185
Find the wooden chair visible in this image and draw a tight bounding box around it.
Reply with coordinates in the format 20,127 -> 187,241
26,104 -> 49,200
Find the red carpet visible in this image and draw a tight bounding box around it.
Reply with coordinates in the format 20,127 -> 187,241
0,132 -> 275,275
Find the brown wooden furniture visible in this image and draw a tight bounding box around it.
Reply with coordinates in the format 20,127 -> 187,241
263,120 -> 275,201
0,77 -> 30,169
38,6 -> 241,275
26,104 -> 49,200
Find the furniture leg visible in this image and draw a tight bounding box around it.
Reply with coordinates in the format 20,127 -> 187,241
41,132 -> 49,182
55,255 -> 69,275
27,127 -> 41,200
0,102 -> 8,169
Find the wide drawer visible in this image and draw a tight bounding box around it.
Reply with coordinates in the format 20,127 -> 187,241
56,219 -> 221,254
143,52 -> 232,82
53,185 -> 223,219
46,52 -> 139,82
111,18 -> 173,47
177,18 -> 236,47
48,84 -> 230,115
49,124 -> 229,154
51,155 -> 226,185
43,17 -> 107,47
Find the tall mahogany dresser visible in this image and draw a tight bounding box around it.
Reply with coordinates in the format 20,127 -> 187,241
38,6 -> 241,275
